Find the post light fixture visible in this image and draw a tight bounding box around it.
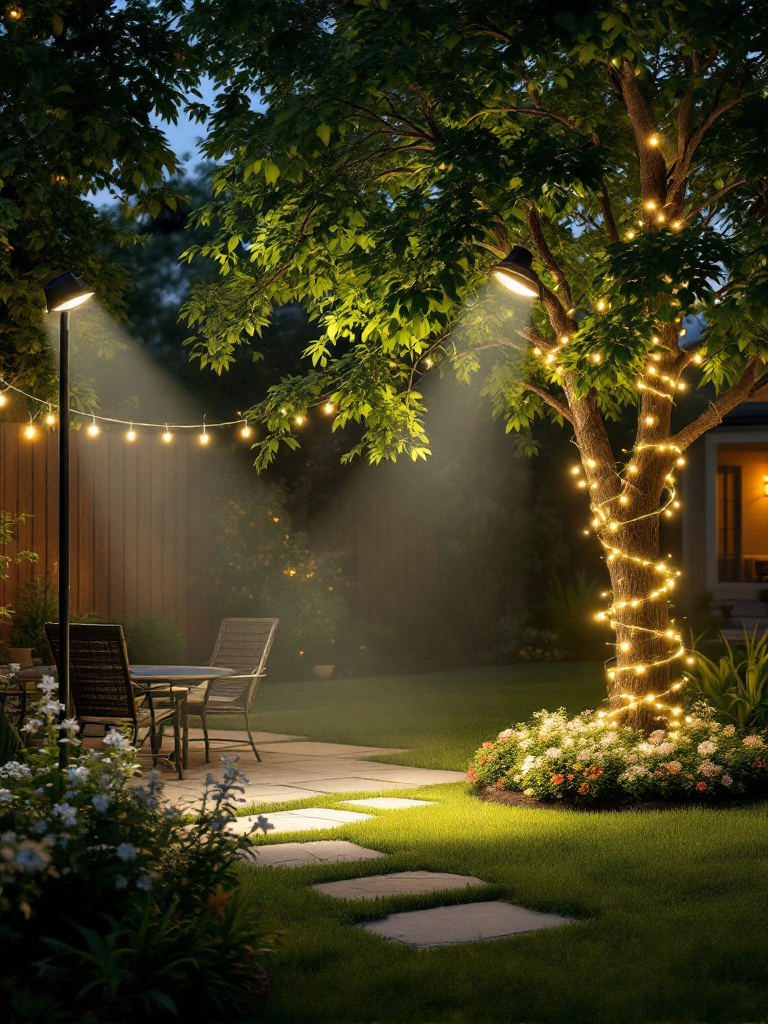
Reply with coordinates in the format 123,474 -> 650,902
44,271 -> 94,770
493,246 -> 542,299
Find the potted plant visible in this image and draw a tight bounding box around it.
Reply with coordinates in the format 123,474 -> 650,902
9,571 -> 58,664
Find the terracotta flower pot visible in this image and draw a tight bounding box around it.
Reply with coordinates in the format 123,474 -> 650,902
7,647 -> 34,669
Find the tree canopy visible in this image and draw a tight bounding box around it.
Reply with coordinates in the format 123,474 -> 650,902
182,0 -> 768,469
0,0 -> 200,396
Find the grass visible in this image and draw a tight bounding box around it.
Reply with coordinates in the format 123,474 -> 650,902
255,662 -> 606,768
229,663 -> 768,1023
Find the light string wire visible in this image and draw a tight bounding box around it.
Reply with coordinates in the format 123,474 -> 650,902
0,376 -> 340,435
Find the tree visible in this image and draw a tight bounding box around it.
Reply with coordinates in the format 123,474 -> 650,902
181,0 -> 768,727
0,0 -> 200,397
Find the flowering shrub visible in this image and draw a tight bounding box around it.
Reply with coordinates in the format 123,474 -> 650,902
0,676 -> 276,1022
467,706 -> 768,805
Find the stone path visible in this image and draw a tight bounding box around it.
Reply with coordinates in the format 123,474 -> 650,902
145,728 -> 576,946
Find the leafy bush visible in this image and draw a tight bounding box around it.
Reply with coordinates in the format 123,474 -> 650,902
8,571 -> 57,659
0,511 -> 37,628
687,628 -> 768,730
468,707 -> 768,805
0,676 -> 276,1022
122,612 -> 187,665
539,571 -> 608,660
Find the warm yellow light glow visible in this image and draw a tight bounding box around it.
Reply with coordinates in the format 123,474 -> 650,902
45,410 -> 56,426
596,299 -> 606,312
644,200 -> 657,211
560,335 -> 570,345
295,415 -> 305,426
200,430 -> 210,445
644,416 -> 655,426
323,402 -> 334,415
126,428 -> 136,442
6,5 -> 23,20
592,352 -> 602,363
162,429 -> 172,444
626,230 -> 636,240
619,495 -> 629,505
87,419 -> 100,438
24,422 -> 35,440
656,213 -> 666,223
672,220 -> 682,230
493,270 -> 539,299
648,134 -> 659,146
0,392 -> 7,407
241,422 -> 252,438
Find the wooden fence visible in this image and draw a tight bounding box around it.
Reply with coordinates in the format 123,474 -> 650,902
0,423 -> 216,660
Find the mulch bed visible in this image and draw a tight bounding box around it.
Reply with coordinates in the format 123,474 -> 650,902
476,785 -> 761,813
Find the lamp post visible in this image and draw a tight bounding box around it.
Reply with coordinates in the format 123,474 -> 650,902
492,246 -> 543,298
43,272 -> 94,769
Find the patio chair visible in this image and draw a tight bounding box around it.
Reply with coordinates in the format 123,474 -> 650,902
44,623 -> 183,779
186,617 -> 278,763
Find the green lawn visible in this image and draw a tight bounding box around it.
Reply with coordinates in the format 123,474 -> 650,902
235,664 -> 768,1024
256,662 -> 606,768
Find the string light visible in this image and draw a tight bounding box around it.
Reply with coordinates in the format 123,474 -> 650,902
200,419 -> 209,445
45,407 -> 56,426
24,415 -> 35,440
0,389 -> 7,408
648,134 -> 659,147
323,402 -> 334,415
241,421 -> 252,438
126,423 -> 136,442
162,426 -> 172,444
87,416 -> 100,438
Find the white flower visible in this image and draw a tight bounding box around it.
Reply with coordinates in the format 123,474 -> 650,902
562,737 -> 574,747
0,789 -> 12,804
697,759 -> 719,778
60,718 -> 80,733
697,740 -> 717,755
0,762 -> 31,780
8,663 -> 20,674
103,730 -> 130,750
722,725 -> 736,737
577,748 -> 595,761
497,728 -> 515,741
600,732 -> 619,746
66,766 -> 89,786
136,874 -> 152,891
37,676 -> 57,696
20,719 -> 42,733
655,742 -> 677,756
520,755 -> 537,776
624,752 -> 639,763
648,730 -> 667,745
544,747 -> 562,759
721,774 -> 734,786
91,794 -> 110,813
114,875 -> 128,890
743,735 -> 765,747
52,802 -> 78,827
116,843 -> 137,862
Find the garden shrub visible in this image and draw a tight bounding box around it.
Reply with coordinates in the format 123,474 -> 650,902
686,628 -> 768,730
122,611 -> 187,665
468,707 -> 768,805
0,674 -> 276,1023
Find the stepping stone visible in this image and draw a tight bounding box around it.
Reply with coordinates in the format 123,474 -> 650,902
359,901 -> 577,947
341,797 -> 435,809
313,870 -> 484,900
225,807 -> 373,835
242,840 -> 386,868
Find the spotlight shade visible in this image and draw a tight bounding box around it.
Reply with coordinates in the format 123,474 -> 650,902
44,272 -> 94,313
493,246 -> 542,299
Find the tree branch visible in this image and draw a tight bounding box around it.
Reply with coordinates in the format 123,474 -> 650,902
522,380 -> 574,423
670,355 -> 764,450
527,208 -> 574,311
596,184 -> 620,244
465,106 -> 581,132
683,177 -> 747,222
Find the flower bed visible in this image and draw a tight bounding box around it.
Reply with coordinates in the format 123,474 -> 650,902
467,707 -> 768,806
0,674 -> 276,1023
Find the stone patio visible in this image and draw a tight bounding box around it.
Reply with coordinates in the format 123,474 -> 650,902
148,729 -> 465,812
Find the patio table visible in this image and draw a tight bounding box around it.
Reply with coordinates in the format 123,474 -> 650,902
130,666 -> 235,769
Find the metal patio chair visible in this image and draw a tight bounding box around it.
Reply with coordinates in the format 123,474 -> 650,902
186,617 -> 278,763
45,623 -> 183,778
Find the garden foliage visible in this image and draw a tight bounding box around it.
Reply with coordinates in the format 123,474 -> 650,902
0,673 -> 276,1023
687,629 -> 768,730
468,707 -> 768,805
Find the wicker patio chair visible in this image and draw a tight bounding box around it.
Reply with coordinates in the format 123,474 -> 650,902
186,617 -> 278,763
45,623 -> 182,778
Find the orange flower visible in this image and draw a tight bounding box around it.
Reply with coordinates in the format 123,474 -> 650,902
207,885 -> 231,919
551,773 -> 564,785
578,783 -> 590,795
495,778 -> 506,790
752,758 -> 767,769
584,764 -> 603,779
696,781 -> 707,791
567,774 -> 575,781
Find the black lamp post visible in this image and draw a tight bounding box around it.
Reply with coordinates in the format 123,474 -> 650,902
493,246 -> 543,298
43,272 -> 94,769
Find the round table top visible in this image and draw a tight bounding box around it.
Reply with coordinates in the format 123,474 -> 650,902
130,665 -> 235,682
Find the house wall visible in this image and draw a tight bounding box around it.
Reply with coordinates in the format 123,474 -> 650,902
715,445 -> 768,562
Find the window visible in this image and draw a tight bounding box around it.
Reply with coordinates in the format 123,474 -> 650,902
717,465 -> 742,581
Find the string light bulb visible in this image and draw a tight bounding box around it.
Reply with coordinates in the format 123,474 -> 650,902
241,421 -> 252,438
24,416 -> 35,440
0,390 -> 7,407
45,407 -> 56,426
87,416 -> 100,438
323,402 -> 334,415
162,426 -> 172,444
126,423 -> 136,442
